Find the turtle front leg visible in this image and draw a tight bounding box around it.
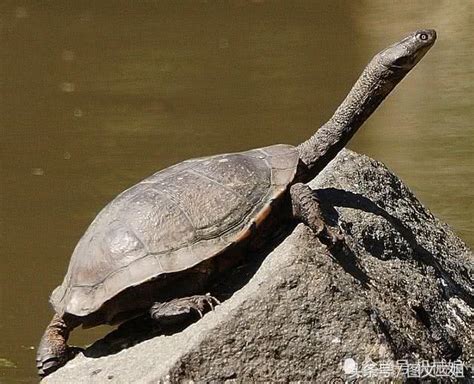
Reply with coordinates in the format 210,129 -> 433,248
290,183 -> 344,248
150,294 -> 220,325
36,314 -> 82,377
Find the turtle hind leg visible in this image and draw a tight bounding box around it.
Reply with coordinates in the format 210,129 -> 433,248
290,182 -> 344,249
36,314 -> 83,377
149,294 -> 220,325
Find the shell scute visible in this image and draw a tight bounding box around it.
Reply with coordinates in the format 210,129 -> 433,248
52,144 -> 300,316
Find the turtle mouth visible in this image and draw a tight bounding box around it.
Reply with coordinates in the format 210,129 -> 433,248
390,55 -> 416,69
378,29 -> 437,72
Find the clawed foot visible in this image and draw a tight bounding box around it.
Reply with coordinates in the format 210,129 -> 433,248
150,294 -> 220,324
290,183 -> 347,252
319,226 -> 345,251
37,314 -> 82,377
37,345 -> 83,377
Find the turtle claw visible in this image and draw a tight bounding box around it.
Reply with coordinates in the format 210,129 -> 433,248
194,308 -> 204,318
37,355 -> 57,378
150,294 -> 220,324
202,293 -> 221,311
187,293 -> 220,315
36,346 -> 83,377
37,314 -> 80,377
313,224 -> 346,251
323,227 -> 345,250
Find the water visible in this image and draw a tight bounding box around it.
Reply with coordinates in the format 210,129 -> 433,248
1,1 -> 472,382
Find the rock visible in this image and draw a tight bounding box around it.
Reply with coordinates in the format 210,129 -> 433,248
43,149 -> 473,383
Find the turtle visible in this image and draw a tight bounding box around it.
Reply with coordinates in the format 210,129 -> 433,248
37,29 -> 436,376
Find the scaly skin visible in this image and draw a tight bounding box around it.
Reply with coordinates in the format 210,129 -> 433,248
36,314 -> 82,377
290,183 -> 344,248
297,29 -> 436,182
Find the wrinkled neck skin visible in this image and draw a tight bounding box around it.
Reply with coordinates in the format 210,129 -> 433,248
297,57 -> 408,183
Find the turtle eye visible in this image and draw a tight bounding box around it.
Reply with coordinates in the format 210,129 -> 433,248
418,32 -> 428,41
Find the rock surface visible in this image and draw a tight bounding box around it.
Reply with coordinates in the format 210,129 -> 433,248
43,149 -> 473,383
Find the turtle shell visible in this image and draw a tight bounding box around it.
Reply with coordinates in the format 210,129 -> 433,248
51,144 -> 300,317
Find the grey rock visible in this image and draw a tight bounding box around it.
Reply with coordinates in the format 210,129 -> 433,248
43,149 -> 473,383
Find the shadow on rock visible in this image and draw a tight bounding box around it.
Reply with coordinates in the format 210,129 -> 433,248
318,187 -> 474,308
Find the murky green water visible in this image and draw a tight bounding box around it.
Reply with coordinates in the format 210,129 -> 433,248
1,1 -> 472,382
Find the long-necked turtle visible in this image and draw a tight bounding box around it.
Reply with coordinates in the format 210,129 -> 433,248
37,30 -> 436,376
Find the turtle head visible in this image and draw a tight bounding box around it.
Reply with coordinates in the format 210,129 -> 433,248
376,29 -> 436,73
296,29 -> 437,181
